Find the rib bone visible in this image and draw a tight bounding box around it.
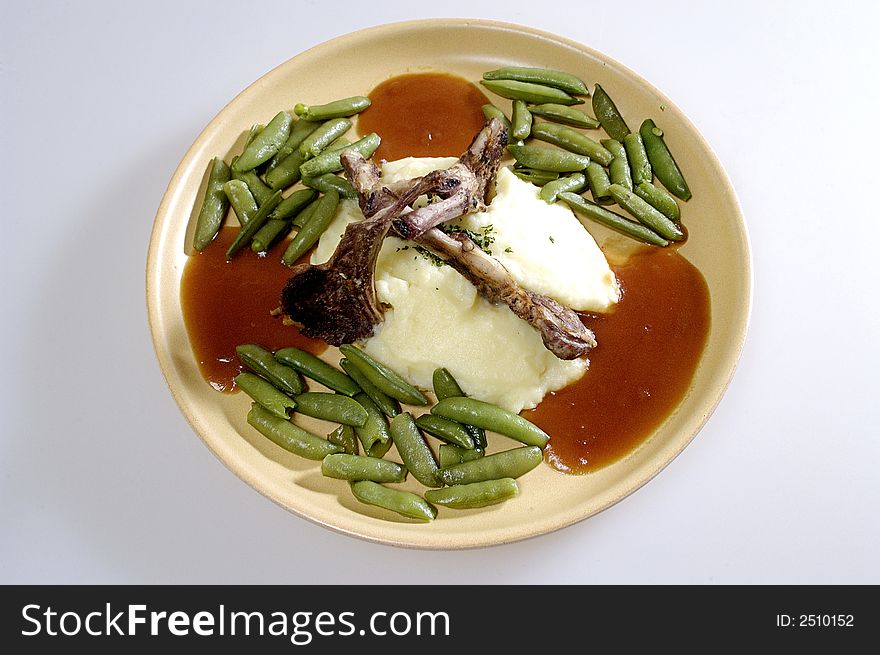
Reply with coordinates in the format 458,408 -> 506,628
338,142 -> 597,360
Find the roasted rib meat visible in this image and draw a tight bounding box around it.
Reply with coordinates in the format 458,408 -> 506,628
280,117 -> 597,359
390,117 -> 508,240
281,119 -> 507,345
279,185 -> 424,345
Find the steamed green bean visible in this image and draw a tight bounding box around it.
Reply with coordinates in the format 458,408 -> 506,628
390,413 -> 441,488
234,372 -> 296,418
339,345 -> 428,406
349,481 -> 436,521
322,453 -> 406,483
438,446 -> 543,485
192,157 -> 230,251
425,478 -> 518,509
274,346 -> 360,396
431,397 -> 550,448
293,392 -> 368,427
247,403 -> 341,460
236,344 -> 304,395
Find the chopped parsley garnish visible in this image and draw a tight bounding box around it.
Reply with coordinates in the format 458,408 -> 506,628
439,223 -> 496,255
414,246 -> 446,267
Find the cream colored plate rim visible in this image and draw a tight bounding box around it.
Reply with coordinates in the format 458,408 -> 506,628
146,19 -> 752,549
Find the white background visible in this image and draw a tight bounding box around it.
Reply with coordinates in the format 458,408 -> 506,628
2,0 -> 878,584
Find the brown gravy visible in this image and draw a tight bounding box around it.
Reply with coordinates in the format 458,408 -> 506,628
525,247 -> 711,474
179,227 -> 325,392
357,72 -> 489,162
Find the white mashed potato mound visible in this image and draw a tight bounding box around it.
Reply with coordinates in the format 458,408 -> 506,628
311,157 -> 619,412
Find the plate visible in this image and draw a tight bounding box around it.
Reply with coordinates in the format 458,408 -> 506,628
147,19 -> 751,548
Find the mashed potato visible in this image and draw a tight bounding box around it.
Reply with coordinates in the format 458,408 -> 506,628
312,157 -> 619,412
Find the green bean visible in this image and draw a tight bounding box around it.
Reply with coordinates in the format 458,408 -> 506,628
232,168 -> 274,206
530,122 -> 613,166
352,392 -> 392,454
510,100 -> 532,141
302,174 -> 357,199
234,371 -> 296,418
232,111 -> 293,173
634,181 -> 681,221
558,191 -> 668,246
264,149 -> 306,191
528,103 -> 600,129
431,397 -> 550,448
510,167 -> 559,186
507,145 -> 589,173
349,481 -> 436,521
431,368 -> 486,450
322,453 -> 406,483
431,367 -> 464,400
639,119 -> 691,200
298,118 -> 352,158
250,219 -> 291,253
539,172 -> 587,204
265,119 -> 320,172
298,132 -> 381,178
438,444 -> 484,469
623,132 -> 652,186
414,414 -> 474,449
482,66 -> 588,96
591,83 -> 630,141
266,188 -> 317,222
274,346 -> 360,396
339,344 -> 428,406
294,96 -> 371,121
438,446 -> 543,485
225,189 -> 283,260
480,79 -> 582,106
192,157 -> 231,251
481,104 -> 511,131
390,413 -> 441,488
340,359 -> 400,418
235,344 -> 305,395
600,138 -> 632,192
584,162 -> 612,206
281,188 -> 340,266
247,403 -> 341,460
608,183 -> 684,241
293,392 -> 367,427
223,179 -> 258,225
425,478 -> 518,509
327,424 -> 359,455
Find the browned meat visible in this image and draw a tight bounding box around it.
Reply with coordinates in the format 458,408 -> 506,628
391,117 -> 507,239
280,117 -> 596,359
281,119 -> 507,346
279,185 -> 424,345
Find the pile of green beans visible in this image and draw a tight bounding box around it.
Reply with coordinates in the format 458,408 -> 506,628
478,66 -> 692,246
233,341 -> 552,521
190,94 -> 376,259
